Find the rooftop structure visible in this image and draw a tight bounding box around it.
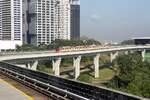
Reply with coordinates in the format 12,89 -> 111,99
132,37 -> 150,45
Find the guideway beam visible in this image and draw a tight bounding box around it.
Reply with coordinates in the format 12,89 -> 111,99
124,51 -> 129,55
73,56 -> 81,79
52,57 -> 61,76
93,54 -> 100,78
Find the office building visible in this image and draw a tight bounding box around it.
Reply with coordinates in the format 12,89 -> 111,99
0,0 -> 22,51
70,0 -> 80,40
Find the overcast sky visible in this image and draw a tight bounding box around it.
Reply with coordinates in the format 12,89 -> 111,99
80,0 -> 150,42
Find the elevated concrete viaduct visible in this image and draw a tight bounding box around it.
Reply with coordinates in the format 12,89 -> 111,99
0,45 -> 150,79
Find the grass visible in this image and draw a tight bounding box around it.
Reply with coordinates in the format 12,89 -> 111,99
77,67 -> 117,85
37,64 -> 117,86
37,65 -> 53,74
145,53 -> 150,57
98,68 -> 116,82
37,63 -> 118,86
145,53 -> 150,62
77,74 -> 93,83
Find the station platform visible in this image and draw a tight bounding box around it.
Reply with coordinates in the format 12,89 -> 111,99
0,78 -> 33,100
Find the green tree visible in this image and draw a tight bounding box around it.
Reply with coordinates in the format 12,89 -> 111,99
51,39 -> 101,48
121,40 -> 134,45
107,53 -> 150,98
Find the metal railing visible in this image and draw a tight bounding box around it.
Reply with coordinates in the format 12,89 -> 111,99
0,50 -> 55,56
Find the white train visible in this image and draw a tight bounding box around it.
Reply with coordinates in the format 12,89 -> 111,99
56,45 -> 112,52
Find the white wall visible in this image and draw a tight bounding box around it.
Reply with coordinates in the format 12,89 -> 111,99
0,40 -> 22,50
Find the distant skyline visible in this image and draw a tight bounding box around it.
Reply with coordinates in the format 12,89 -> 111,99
81,0 -> 150,42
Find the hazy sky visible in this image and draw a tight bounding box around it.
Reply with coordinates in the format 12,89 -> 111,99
81,0 -> 150,42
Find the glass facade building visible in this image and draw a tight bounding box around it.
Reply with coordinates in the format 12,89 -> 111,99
70,0 -> 80,40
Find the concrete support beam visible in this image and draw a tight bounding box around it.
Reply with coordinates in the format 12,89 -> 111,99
142,49 -> 146,61
52,60 -> 55,71
124,51 -> 129,55
27,60 -> 38,70
130,50 -> 134,54
27,63 -> 31,69
31,60 -> 38,70
52,58 -> 61,76
93,54 -> 100,78
73,56 -> 81,79
110,51 -> 118,63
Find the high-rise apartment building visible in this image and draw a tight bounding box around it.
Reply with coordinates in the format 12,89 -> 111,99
22,0 -> 28,44
23,0 -> 71,45
70,0 -> 80,40
0,0 -> 22,50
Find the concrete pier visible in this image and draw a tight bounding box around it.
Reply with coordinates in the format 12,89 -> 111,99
110,51 -> 118,63
93,54 -> 100,78
52,58 -> 61,76
73,56 -> 81,79
142,49 -> 146,61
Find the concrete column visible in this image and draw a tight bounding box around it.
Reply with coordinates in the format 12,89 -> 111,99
52,60 -> 55,71
27,63 -> 31,69
130,50 -> 134,54
110,51 -> 118,63
93,54 -> 100,78
31,60 -> 38,70
142,49 -> 146,61
26,60 -> 38,70
124,51 -> 129,55
73,56 -> 81,79
52,57 -> 61,76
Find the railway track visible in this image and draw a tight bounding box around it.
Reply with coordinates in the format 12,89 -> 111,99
0,61 -> 145,100
0,68 -> 69,100
0,73 -> 51,100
